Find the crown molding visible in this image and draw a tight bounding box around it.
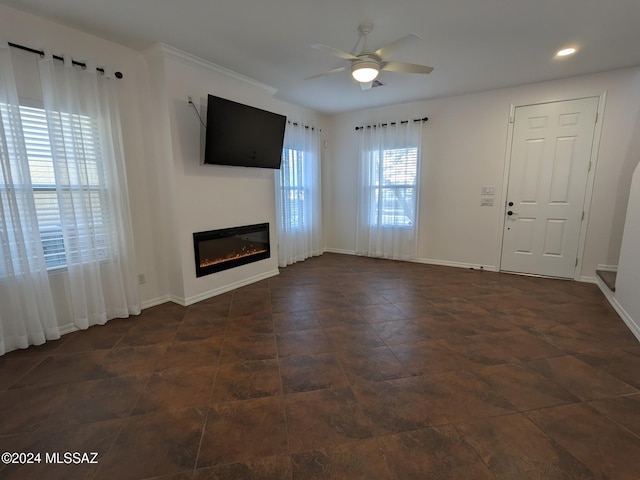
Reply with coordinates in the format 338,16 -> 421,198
145,43 -> 278,96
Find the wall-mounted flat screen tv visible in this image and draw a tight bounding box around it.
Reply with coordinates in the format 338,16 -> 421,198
203,95 -> 286,169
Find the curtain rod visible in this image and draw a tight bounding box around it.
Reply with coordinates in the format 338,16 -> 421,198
8,42 -> 124,79
355,117 -> 428,131
287,120 -> 321,133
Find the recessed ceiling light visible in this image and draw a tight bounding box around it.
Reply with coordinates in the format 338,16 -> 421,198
556,47 -> 577,57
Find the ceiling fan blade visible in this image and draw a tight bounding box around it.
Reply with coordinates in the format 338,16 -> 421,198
305,66 -> 347,80
381,62 -> 433,74
360,81 -> 373,91
311,44 -> 359,61
374,33 -> 421,59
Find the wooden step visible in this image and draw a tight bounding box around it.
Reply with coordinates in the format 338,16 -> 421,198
596,269 -> 616,292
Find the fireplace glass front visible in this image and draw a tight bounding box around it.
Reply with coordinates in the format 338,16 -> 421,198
193,223 -> 270,277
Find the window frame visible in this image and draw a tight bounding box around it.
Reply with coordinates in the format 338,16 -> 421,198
367,145 -> 419,229
1,100 -> 112,272
279,146 -> 309,231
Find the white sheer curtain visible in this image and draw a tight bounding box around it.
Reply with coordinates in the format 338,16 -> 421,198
356,120 -> 423,260
0,44 -> 60,355
0,44 -> 139,354
38,53 -> 140,328
275,121 -> 322,267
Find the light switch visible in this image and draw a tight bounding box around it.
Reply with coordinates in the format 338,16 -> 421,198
481,198 -> 494,206
481,186 -> 496,195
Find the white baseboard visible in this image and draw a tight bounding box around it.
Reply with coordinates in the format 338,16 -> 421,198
413,257 -> 498,272
323,248 -> 357,255
610,296 -> 640,343
579,275 -> 598,284
141,295 -> 172,310
596,275 -> 615,302
170,269 -> 280,307
323,249 -> 498,272
596,275 -> 640,343
596,264 -> 618,272
578,264 -> 616,285
167,294 -> 187,307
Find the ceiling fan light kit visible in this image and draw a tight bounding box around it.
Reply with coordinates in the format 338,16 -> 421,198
352,59 -> 380,82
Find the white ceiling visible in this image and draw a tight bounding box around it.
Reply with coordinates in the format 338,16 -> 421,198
3,0 -> 640,114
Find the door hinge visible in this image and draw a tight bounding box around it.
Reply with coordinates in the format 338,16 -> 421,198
509,115 -> 515,124
575,258 -> 579,267
581,211 -> 585,221
588,161 -> 592,172
595,112 -> 599,123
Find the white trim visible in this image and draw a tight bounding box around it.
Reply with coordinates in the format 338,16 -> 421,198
147,43 -> 278,96
578,275 -> 597,284
597,273 -> 616,303
324,249 -> 498,272
413,257 -> 498,272
575,92 -> 607,280
169,269 -> 280,306
168,294 -> 187,306
596,264 -> 618,272
496,103 -> 515,269
324,248 -> 357,255
596,277 -> 640,343
611,297 -> 640,343
141,295 -> 172,310
497,93 -> 607,279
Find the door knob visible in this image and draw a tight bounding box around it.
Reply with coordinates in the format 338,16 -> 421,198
507,210 -> 515,216
508,201 -> 514,207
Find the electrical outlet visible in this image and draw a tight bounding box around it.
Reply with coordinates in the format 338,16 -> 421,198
138,273 -> 146,285
187,96 -> 193,104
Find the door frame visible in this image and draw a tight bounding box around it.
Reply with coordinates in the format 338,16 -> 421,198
497,92 -> 607,281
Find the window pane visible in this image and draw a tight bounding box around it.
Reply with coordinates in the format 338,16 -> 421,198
20,106 -> 56,185
382,148 -> 417,186
375,186 -> 416,227
281,148 -> 306,229
370,147 -> 418,227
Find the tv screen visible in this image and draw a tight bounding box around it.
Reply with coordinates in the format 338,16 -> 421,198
204,95 -> 286,169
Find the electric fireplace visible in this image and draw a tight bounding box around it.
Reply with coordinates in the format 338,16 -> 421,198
193,223 -> 270,277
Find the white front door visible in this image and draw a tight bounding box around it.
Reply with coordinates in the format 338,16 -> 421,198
501,97 -> 599,278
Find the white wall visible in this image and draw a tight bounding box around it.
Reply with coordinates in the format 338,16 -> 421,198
145,45 -> 329,305
325,67 -> 640,279
612,91 -> 640,337
614,162 -> 640,337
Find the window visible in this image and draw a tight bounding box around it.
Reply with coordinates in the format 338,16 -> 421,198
279,148 -> 307,230
370,146 -> 418,227
2,103 -> 110,270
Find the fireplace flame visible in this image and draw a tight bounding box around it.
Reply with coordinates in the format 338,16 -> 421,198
200,244 -> 268,268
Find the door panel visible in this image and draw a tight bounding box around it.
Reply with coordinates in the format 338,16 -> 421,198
543,219 -> 566,256
549,137 -> 576,203
521,139 -> 544,202
501,97 -> 598,278
515,218 -> 535,253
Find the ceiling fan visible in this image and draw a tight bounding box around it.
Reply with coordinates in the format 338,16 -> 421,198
307,22 -> 433,90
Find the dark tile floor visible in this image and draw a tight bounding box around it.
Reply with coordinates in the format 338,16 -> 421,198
1,253 -> 640,479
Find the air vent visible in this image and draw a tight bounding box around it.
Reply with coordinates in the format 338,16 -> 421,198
372,79 -> 386,88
